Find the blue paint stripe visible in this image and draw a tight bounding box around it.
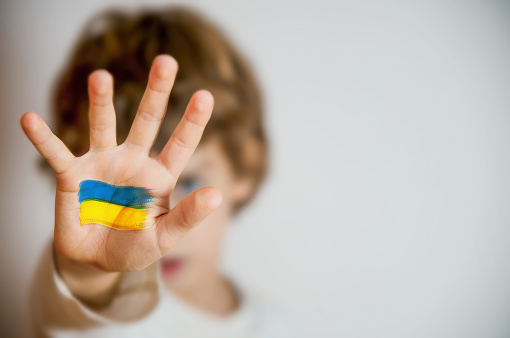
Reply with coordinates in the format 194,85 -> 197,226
78,180 -> 154,207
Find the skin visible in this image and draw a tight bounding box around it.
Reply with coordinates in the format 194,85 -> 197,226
160,135 -> 251,314
20,54 -> 253,314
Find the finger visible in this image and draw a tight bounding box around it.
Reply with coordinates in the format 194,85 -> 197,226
124,55 -> 178,153
156,186 -> 223,254
88,70 -> 117,150
156,90 -> 214,178
20,112 -> 75,174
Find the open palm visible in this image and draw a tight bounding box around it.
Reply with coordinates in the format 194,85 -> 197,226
20,55 -> 222,272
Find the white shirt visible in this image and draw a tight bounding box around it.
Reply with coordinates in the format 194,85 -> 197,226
31,240 -> 295,338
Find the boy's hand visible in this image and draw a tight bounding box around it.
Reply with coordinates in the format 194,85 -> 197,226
20,55 -> 223,272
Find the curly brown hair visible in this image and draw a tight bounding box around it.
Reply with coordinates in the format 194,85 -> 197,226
50,5 -> 269,213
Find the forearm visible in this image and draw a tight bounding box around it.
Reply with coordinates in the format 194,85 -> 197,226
30,239 -> 160,336
54,244 -> 122,308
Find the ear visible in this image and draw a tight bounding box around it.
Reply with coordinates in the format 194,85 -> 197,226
231,136 -> 262,205
232,174 -> 255,205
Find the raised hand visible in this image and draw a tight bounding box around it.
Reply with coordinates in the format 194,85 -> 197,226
20,55 -> 223,272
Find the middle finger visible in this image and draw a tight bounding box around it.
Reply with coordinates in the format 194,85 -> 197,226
124,55 -> 178,153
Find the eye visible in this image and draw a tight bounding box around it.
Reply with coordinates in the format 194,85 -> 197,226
175,177 -> 203,195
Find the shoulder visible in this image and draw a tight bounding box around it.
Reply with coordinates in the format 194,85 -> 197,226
236,282 -> 297,338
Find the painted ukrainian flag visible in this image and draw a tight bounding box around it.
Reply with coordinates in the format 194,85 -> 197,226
78,180 -> 154,230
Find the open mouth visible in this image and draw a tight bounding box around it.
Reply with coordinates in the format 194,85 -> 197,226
161,258 -> 184,278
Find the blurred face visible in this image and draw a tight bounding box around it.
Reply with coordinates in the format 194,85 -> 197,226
155,134 -> 247,294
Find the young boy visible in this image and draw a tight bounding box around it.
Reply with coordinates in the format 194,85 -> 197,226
21,6 -> 293,337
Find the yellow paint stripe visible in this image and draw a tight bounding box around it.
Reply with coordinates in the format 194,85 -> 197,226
79,199 -> 149,230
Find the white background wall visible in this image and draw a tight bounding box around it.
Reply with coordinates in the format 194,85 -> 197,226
1,1 -> 510,337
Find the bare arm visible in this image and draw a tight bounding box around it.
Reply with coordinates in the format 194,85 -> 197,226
54,246 -> 122,308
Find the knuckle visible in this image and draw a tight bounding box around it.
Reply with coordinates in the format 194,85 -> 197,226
138,109 -> 162,123
184,112 -> 205,128
171,133 -> 193,150
90,99 -> 112,107
148,83 -> 170,95
180,205 -> 193,229
90,122 -> 114,132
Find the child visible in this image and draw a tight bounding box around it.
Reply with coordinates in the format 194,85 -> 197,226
22,6 -> 293,337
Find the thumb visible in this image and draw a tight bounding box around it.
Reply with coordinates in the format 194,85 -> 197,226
156,186 -> 223,255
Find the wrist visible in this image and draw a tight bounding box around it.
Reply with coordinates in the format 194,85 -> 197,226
53,243 -> 122,307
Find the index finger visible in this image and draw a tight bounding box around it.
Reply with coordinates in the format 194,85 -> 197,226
156,90 -> 214,178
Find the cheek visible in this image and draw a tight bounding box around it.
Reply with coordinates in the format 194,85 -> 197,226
162,203 -> 232,288
176,175 -> 237,256
187,200 -> 232,258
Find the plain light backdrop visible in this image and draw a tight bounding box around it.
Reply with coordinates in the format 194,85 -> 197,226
1,1 -> 509,337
